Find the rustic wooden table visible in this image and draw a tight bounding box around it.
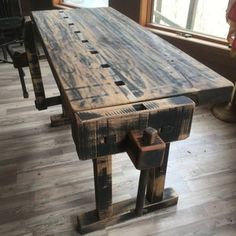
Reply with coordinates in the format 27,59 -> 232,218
25,7 -> 233,234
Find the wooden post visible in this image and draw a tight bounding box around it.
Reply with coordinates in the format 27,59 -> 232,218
93,155 -> 113,220
128,127 -> 167,215
25,21 -> 69,124
146,143 -> 170,203
24,20 -> 47,110
50,100 -> 70,127
135,169 -> 149,216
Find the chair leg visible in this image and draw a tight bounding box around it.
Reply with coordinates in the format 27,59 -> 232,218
2,47 -> 8,61
7,47 -> 29,99
18,67 -> 28,98
0,46 -> 13,64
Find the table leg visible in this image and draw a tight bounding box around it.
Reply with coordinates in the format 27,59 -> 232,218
77,147 -> 178,234
146,143 -> 178,206
146,143 -> 169,202
78,142 -> 180,234
135,169 -> 149,216
25,21 -> 65,114
50,101 -> 70,127
93,155 -> 113,219
24,21 -> 47,110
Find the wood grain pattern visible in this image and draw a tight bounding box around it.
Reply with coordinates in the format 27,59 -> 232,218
31,7 -> 233,113
24,8 -> 235,232
127,128 -> 166,170
24,20 -> 47,110
93,155 -> 113,220
0,58 -> 236,235
72,96 -> 194,159
147,143 -> 170,203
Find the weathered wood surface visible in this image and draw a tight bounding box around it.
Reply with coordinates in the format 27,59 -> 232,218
93,155 -> 113,220
31,7 -> 233,113
1,58 -> 236,236
127,128 -> 166,170
72,96 -> 194,159
24,20 -> 47,110
147,143 -> 171,203
27,9 -> 233,230
77,187 -> 178,234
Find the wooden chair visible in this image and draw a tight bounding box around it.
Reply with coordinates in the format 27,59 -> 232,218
0,0 -> 28,98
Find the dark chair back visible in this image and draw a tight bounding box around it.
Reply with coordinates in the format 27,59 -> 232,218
0,0 -> 27,99
0,0 -> 22,18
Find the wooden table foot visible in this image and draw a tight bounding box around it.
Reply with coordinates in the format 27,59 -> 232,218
77,187 -> 178,234
50,114 -> 70,127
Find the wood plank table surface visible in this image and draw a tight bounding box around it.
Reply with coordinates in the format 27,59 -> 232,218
26,7 -> 233,234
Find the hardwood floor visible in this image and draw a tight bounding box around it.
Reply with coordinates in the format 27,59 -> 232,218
0,58 -> 236,236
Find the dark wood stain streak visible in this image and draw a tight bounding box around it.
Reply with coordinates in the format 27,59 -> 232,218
93,156 -> 113,220
31,7 -> 233,113
27,10 -> 234,231
68,8 -> 233,97
24,21 -> 47,110
72,96 -> 194,160
31,10 -> 129,112
1,56 -> 236,235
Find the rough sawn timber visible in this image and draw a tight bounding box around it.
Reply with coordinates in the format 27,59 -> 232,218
72,96 -> 194,159
31,7 -> 233,114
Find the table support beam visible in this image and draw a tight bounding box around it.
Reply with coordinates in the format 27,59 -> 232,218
24,21 -> 47,110
146,143 -> 172,203
77,136 -> 178,234
93,155 -> 113,220
77,187 -> 177,234
135,169 -> 149,216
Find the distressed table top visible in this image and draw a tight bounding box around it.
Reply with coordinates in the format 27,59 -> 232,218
31,7 -> 233,113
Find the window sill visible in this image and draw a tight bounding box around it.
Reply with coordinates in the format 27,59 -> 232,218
52,3 -> 229,49
53,2 -> 108,9
53,3 -> 77,9
147,23 -> 228,47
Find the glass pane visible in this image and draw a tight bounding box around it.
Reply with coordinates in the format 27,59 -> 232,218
63,0 -> 108,8
153,0 -> 190,29
152,0 -> 229,39
193,0 -> 228,38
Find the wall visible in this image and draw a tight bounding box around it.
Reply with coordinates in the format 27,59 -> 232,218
31,0 -> 53,10
109,0 -> 141,22
20,0 -> 53,15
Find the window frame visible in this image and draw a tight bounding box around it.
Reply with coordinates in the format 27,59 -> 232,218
143,0 -> 228,46
52,0 -> 77,9
52,0 -> 108,9
53,0 -> 229,46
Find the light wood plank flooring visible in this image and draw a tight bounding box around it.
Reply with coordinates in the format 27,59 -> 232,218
0,58 -> 236,236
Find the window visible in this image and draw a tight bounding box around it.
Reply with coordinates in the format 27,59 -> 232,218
62,0 -> 108,8
152,0 -> 229,39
